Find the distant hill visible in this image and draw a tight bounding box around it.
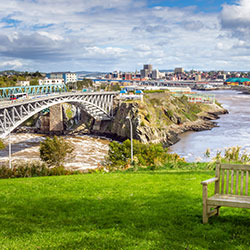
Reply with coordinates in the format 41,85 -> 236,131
74,71 -> 108,77
159,70 -> 174,73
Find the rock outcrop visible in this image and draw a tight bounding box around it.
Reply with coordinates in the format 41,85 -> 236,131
92,92 -> 228,146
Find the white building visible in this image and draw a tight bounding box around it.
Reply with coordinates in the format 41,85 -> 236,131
46,72 -> 77,84
39,78 -> 65,85
64,72 -> 77,83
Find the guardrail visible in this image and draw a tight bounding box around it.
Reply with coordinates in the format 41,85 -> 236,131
172,93 -> 215,104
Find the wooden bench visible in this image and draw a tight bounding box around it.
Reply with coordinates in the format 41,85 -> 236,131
201,162 -> 250,223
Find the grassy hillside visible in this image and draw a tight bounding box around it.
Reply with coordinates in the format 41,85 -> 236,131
0,171 -> 250,249
136,92 -> 213,128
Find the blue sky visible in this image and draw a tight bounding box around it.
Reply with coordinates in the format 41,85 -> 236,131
147,0 -> 236,12
0,0 -> 249,72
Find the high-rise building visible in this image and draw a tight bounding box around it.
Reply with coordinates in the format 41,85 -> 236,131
140,69 -> 149,78
152,69 -> 160,79
174,68 -> 184,74
143,64 -> 153,72
140,64 -> 153,79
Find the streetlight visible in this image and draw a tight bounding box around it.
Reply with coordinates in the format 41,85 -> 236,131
9,132 -> 12,169
126,116 -> 133,163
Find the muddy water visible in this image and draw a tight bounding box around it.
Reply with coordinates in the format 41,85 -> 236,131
169,90 -> 250,162
0,134 -> 110,170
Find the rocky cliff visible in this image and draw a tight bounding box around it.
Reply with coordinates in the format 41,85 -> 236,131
92,92 -> 228,146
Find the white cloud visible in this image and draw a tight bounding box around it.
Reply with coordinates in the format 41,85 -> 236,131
221,0 -> 250,28
37,32 -> 63,41
220,0 -> 250,41
0,59 -> 23,69
0,0 -> 249,71
84,46 -> 127,57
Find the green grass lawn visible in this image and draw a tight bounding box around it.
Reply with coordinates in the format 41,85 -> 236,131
0,170 -> 250,250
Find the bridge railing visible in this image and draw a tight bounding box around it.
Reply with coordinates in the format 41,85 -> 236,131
0,84 -> 68,99
172,93 -> 215,104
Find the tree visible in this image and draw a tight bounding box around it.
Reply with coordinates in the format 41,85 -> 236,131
40,136 -> 74,167
0,139 -> 5,150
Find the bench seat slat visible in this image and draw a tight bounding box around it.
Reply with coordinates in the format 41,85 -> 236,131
241,171 -> 244,195
221,170 -> 224,194
226,170 -> 229,194
231,170 -> 234,194
207,194 -> 250,209
246,171 -> 249,196
236,170 -> 239,195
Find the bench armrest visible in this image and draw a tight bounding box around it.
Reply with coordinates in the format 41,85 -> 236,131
201,177 -> 218,185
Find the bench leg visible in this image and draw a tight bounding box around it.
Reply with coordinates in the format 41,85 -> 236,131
202,185 -> 209,224
202,202 -> 209,223
216,206 -> 220,216
203,205 -> 209,224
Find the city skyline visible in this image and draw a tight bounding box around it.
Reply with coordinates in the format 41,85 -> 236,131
0,0 -> 249,72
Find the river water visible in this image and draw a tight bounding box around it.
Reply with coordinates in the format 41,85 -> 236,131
0,134 -> 110,170
169,90 -> 250,162
0,90 -> 249,167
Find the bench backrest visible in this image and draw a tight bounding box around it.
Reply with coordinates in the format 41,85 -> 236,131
216,163 -> 250,196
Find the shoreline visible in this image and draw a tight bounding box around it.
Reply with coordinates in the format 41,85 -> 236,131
166,107 -> 228,147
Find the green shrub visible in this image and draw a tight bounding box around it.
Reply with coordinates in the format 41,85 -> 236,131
0,161 -> 80,179
40,136 -> 74,167
0,139 -> 5,150
213,146 -> 250,164
105,139 -> 186,171
145,114 -> 150,122
165,109 -> 174,119
143,90 -> 165,93
149,98 -> 162,106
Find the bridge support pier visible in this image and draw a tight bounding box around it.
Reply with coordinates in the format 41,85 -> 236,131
49,104 -> 64,133
92,120 -> 102,131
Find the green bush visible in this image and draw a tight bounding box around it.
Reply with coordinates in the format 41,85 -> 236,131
145,114 -> 150,122
213,146 -> 250,164
144,90 -> 165,93
105,139 -> 186,171
0,139 -> 5,150
40,136 -> 74,167
0,161 -> 80,179
140,121 -> 145,126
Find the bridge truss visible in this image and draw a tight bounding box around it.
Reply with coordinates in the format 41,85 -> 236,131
0,92 -> 117,138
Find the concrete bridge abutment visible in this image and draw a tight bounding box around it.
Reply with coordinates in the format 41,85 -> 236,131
49,104 -> 64,133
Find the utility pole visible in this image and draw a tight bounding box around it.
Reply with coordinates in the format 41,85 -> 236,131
126,116 -> 133,163
9,133 -> 12,169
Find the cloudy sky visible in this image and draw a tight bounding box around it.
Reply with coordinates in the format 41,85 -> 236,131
0,0 -> 249,72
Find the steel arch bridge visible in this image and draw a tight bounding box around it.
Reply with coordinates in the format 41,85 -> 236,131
0,92 -> 118,139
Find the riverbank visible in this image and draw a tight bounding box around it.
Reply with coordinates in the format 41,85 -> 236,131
166,103 -> 228,146
170,90 -> 250,162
